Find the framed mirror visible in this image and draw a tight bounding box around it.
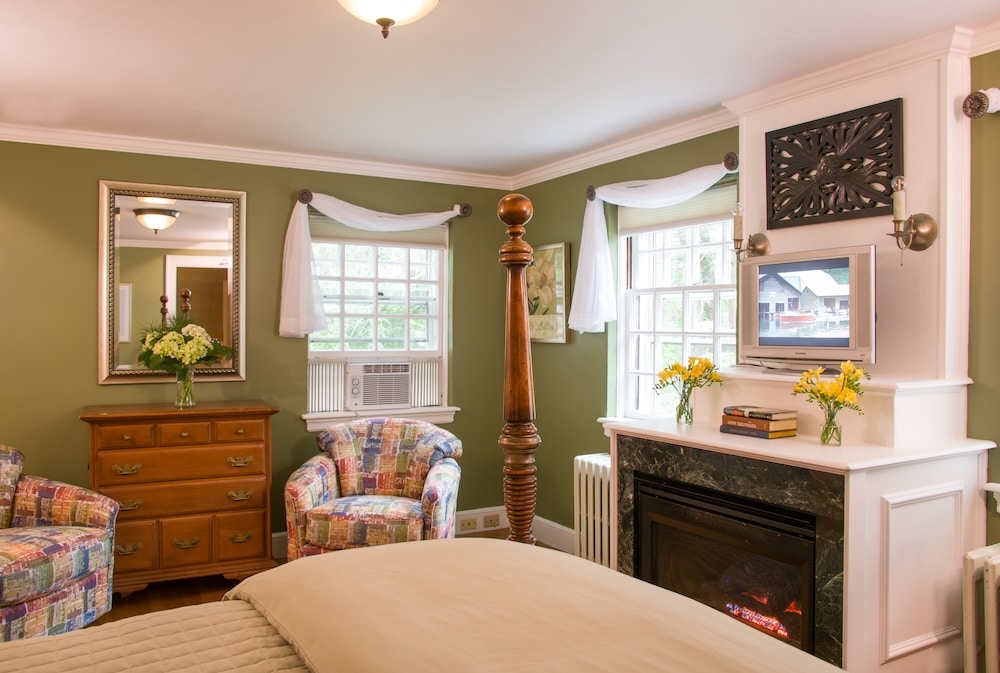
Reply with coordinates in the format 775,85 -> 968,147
98,181 -> 246,384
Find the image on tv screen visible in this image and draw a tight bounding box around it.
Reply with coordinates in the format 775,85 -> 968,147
757,256 -> 850,348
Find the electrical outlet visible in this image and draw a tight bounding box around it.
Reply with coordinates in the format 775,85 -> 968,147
482,514 -> 500,529
459,517 -> 477,532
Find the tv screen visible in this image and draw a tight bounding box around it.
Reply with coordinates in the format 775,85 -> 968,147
756,256 -> 851,348
738,244 -> 875,368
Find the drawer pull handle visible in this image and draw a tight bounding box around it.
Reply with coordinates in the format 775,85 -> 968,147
115,542 -> 144,556
235,428 -> 245,435
226,456 -> 254,467
172,537 -> 200,549
229,532 -> 253,544
112,463 -> 142,475
119,498 -> 144,511
180,431 -> 190,438
227,490 -> 253,501
121,434 -> 132,442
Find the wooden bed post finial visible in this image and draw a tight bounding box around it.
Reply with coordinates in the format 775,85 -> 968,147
497,193 -> 540,545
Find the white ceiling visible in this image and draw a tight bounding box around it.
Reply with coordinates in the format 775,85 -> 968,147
1,1 -> 998,188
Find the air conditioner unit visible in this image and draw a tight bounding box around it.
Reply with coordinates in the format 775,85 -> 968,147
346,363 -> 411,410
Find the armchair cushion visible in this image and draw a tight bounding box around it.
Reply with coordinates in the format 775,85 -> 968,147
304,495 -> 423,550
0,446 -> 24,529
0,527 -> 112,605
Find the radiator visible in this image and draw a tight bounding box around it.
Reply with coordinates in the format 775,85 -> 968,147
573,453 -> 612,567
963,543 -> 1000,673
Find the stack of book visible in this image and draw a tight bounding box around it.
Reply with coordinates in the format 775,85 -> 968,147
720,405 -> 798,439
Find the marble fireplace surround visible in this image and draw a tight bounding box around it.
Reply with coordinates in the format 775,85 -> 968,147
616,433 -> 846,667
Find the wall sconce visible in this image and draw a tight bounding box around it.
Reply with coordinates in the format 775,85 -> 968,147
888,176 -> 938,251
962,88 -> 1000,119
731,203 -> 770,262
134,208 -> 179,234
336,0 -> 438,38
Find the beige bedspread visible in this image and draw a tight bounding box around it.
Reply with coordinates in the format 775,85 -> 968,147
0,599 -> 308,673
227,537 -> 845,673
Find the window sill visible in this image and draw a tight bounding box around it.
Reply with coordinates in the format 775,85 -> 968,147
301,406 -> 461,432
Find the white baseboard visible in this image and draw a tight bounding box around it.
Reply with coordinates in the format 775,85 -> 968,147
271,509 -> 574,560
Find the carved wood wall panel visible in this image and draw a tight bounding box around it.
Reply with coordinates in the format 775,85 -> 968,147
766,98 -> 903,229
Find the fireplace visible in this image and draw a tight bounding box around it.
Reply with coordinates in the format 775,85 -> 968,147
635,473 -> 816,652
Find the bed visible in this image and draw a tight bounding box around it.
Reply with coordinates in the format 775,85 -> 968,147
0,194 -> 844,673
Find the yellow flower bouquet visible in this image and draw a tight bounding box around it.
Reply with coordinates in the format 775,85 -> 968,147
653,356 -> 723,425
792,360 -> 870,445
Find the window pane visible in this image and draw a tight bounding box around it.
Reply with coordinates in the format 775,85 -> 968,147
686,291 -> 714,332
656,292 -> 683,331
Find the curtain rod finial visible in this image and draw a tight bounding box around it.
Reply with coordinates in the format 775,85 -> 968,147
298,189 -> 313,204
586,185 -> 596,201
723,152 -> 739,171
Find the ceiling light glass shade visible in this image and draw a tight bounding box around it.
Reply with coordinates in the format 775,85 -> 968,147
134,208 -> 179,232
336,0 -> 438,28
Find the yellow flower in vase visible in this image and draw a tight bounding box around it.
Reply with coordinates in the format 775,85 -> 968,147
792,360 -> 870,445
653,357 -> 723,425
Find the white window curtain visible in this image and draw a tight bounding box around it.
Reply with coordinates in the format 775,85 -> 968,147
567,160 -> 738,334
279,191 -> 464,338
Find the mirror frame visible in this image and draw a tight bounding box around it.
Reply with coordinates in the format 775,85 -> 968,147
98,180 -> 246,384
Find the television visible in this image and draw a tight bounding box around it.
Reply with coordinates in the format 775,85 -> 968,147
738,244 -> 875,369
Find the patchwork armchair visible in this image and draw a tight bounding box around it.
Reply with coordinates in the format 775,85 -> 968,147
284,417 -> 462,560
0,445 -> 119,641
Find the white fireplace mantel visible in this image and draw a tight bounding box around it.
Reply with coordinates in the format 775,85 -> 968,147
604,418 -> 993,673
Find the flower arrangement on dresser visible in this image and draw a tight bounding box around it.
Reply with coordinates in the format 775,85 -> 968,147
653,356 -> 723,425
791,360 -> 870,445
138,316 -> 233,407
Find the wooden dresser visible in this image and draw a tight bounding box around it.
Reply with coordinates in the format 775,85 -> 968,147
80,400 -> 280,595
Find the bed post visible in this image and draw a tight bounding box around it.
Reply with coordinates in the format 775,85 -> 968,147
497,194 -> 540,545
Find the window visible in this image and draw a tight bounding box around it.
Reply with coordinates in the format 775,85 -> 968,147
304,215 -> 454,429
618,185 -> 737,418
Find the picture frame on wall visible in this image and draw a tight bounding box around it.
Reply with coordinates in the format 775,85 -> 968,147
527,242 -> 569,343
765,98 -> 903,230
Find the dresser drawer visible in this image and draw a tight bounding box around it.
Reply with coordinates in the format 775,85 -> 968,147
114,520 -> 156,573
214,418 -> 266,443
158,421 -> 211,446
96,424 -> 155,449
104,476 -> 267,519
160,515 -> 213,567
216,510 -> 267,561
94,445 -> 265,486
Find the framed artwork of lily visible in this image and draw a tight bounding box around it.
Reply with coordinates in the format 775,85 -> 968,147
527,242 -> 569,343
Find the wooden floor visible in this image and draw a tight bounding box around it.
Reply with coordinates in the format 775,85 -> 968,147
94,530 -> 519,625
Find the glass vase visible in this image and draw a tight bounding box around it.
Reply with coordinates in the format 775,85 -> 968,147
820,407 -> 841,446
175,368 -> 195,408
675,386 -> 694,426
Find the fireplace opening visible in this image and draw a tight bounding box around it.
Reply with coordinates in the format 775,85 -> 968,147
635,473 -> 817,652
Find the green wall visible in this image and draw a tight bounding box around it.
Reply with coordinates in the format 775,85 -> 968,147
970,48 -> 1000,544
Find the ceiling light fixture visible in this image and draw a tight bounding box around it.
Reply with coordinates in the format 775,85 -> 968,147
336,0 -> 438,38
134,208 -> 179,234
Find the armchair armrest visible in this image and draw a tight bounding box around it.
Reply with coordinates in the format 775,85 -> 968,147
421,457 -> 461,539
284,454 -> 340,560
11,476 -> 119,531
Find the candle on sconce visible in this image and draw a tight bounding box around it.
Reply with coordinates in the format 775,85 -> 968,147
891,177 -> 906,222
732,203 -> 744,240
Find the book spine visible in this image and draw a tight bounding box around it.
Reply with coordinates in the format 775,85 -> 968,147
722,406 -> 797,421
722,414 -> 797,430
721,415 -> 793,431
719,424 -> 796,439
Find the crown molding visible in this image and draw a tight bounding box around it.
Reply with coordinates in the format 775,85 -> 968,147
0,123 -> 513,191
971,20 -> 1000,56
725,26 -> 976,118
510,108 -> 737,189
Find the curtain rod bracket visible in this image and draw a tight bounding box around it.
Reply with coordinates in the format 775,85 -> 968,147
723,152 -> 739,171
459,203 -> 472,217
586,185 -> 596,201
297,189 -> 313,204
